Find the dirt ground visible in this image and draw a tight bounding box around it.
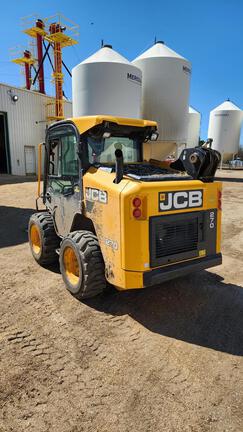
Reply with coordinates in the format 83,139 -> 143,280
0,171 -> 243,432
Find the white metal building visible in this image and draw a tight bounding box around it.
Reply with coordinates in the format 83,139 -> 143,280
0,83 -> 72,175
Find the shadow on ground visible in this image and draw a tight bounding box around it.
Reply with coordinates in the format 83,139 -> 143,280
215,176 -> 243,183
85,271 -> 243,356
0,175 -> 37,186
0,206 -> 34,248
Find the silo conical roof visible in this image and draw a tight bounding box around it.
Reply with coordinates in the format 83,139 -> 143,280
189,106 -> 200,114
211,100 -> 241,112
81,46 -> 130,65
133,41 -> 187,61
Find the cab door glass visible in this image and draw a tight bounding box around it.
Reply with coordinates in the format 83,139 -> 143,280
48,128 -> 79,194
49,139 -> 60,176
61,134 -> 78,176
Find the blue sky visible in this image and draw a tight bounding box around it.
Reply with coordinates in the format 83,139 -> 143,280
0,0 -> 242,140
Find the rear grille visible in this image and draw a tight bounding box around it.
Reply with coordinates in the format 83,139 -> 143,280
156,220 -> 198,257
150,212 -> 204,267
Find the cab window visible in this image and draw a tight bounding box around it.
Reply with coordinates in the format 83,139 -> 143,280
87,136 -> 141,164
61,134 -> 79,176
48,126 -> 79,194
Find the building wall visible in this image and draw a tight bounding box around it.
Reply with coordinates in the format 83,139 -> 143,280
0,83 -> 72,175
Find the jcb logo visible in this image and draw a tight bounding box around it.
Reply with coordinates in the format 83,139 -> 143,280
85,187 -> 108,204
159,190 -> 203,212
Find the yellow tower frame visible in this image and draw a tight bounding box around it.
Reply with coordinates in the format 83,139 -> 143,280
44,14 -> 78,121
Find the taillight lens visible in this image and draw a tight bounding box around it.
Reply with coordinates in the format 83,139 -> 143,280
133,197 -> 142,207
133,208 -> 142,219
132,196 -> 144,219
218,190 -> 222,210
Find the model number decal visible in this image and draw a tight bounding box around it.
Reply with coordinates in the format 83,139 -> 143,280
209,211 -> 215,229
85,187 -> 108,204
159,190 -> 203,212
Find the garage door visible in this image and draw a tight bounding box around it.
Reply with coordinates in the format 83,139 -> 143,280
24,146 -> 36,175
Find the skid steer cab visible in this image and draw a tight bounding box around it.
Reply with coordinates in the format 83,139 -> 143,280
29,115 -> 222,299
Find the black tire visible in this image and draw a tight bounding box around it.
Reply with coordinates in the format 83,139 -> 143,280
59,230 -> 106,299
28,212 -> 60,266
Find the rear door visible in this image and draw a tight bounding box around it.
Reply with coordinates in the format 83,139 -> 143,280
24,146 -> 36,175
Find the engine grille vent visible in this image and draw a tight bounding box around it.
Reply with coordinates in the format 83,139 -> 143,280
156,220 -> 198,257
150,213 -> 204,267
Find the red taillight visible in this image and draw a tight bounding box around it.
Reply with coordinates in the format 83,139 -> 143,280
218,190 -> 222,210
133,208 -> 142,219
133,197 -> 142,207
132,195 -> 145,219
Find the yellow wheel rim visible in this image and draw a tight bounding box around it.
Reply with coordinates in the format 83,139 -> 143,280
30,224 -> 41,254
63,246 -> 80,286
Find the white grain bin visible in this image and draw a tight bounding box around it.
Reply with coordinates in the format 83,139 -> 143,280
187,106 -> 201,147
132,41 -> 191,160
208,99 -> 243,162
72,45 -> 142,118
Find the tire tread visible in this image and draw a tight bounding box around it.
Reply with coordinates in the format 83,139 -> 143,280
29,212 -> 60,265
60,230 -> 106,299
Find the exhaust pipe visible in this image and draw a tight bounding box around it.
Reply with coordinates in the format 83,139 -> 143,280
114,149 -> 124,184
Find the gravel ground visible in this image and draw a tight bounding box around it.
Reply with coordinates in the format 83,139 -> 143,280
0,171 -> 243,432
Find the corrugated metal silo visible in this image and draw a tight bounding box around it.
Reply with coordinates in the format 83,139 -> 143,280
187,106 -> 201,147
208,100 -> 243,162
72,45 -> 142,118
132,41 -> 191,160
